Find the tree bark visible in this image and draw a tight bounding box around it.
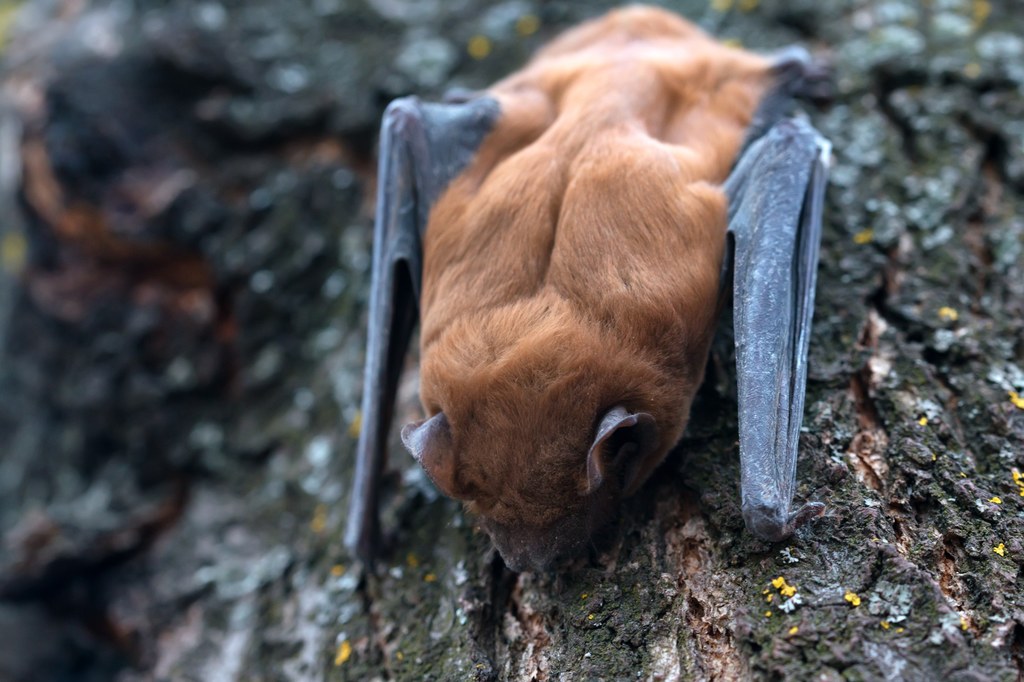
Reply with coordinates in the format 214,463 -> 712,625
0,1 -> 1022,680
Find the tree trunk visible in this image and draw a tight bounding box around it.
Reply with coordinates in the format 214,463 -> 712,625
0,1 -> 1022,680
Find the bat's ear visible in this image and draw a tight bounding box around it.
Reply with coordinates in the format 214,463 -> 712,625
585,406 -> 657,495
401,413 -> 462,499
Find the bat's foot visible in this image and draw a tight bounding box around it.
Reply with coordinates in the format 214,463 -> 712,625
743,500 -> 825,542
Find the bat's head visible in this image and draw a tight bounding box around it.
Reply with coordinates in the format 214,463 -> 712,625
404,296 -> 707,572
401,404 -> 659,571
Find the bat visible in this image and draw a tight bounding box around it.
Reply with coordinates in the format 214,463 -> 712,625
346,6 -> 829,571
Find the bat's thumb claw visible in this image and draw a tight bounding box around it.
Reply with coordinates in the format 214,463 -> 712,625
743,501 -> 825,542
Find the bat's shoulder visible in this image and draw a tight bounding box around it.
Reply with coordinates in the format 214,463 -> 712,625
483,16 -> 775,156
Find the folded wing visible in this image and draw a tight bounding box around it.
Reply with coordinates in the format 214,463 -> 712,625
345,97 -> 499,561
725,117 -> 830,541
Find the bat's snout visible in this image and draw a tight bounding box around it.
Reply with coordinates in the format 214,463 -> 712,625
482,516 -> 589,573
499,549 -> 555,574
495,541 -> 578,573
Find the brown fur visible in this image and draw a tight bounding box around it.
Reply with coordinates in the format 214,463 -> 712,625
415,6 -> 777,565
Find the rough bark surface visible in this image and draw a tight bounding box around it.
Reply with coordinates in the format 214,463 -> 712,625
0,1 -> 1022,680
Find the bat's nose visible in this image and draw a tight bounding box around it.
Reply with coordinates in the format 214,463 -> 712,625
485,520 -> 585,572
497,544 -> 569,573
498,551 -> 539,573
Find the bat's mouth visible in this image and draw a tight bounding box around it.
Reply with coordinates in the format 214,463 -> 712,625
498,550 -> 556,573
494,543 -> 583,573
481,516 -> 590,573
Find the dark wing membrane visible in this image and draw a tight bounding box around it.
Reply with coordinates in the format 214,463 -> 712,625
725,117 -> 830,541
345,96 -> 499,561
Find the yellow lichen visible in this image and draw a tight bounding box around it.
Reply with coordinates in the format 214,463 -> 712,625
330,564 -> 345,577
311,504 -> 328,534
960,616 -> 969,631
853,229 -> 874,245
0,2 -> 24,51
788,626 -> 799,635
972,0 -> 991,28
993,543 -> 1006,557
424,573 -> 437,583
918,416 -> 929,426
467,35 -> 492,60
347,411 -> 362,438
515,14 -> 540,36
880,621 -> 890,630
1009,391 -> 1024,410
844,591 -> 862,607
581,593 -> 589,600
765,576 -> 801,613
334,640 -> 352,666
990,496 -> 1002,504
938,306 -> 959,322
764,610 -> 772,617
588,613 -> 595,621
1,232 -> 27,274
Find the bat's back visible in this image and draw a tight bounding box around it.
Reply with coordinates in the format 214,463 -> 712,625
421,6 -> 771,379
413,7 -> 782,521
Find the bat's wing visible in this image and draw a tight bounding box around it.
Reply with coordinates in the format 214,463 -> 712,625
345,96 -> 499,561
724,117 -> 830,541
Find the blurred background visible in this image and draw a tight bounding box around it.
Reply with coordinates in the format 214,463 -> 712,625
0,0 -> 1022,680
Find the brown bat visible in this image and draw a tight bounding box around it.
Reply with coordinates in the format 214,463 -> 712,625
347,6 -> 829,571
